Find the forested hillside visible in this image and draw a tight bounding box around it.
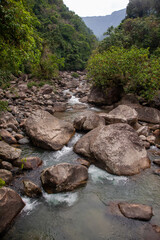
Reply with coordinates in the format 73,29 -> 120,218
87,0 -> 160,102
0,0 -> 96,80
83,9 -> 126,40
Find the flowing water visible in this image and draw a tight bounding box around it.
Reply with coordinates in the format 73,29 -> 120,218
2,95 -> 160,240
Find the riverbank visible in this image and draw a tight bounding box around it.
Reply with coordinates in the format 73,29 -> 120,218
0,71 -> 160,239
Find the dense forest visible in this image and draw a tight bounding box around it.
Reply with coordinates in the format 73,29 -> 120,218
0,0 -> 96,81
0,0 -> 160,103
87,0 -> 160,101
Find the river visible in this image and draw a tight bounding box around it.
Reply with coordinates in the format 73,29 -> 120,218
2,92 -> 160,240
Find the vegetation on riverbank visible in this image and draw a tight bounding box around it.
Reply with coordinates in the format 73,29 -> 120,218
0,0 -> 96,80
87,0 -> 160,101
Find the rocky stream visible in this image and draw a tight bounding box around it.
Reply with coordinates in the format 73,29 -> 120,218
0,71 -> 160,239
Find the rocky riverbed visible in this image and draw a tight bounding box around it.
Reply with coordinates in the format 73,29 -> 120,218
0,71 -> 160,239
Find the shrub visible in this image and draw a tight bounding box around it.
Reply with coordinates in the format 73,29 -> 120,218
71,72 -> 79,78
27,81 -> 38,89
0,100 -> 8,113
0,70 -> 11,89
87,46 -> 160,100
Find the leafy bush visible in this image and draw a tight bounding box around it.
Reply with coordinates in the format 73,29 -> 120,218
87,46 -> 160,100
0,70 -> 11,89
38,53 -> 64,80
71,72 -> 79,78
27,81 -> 38,89
0,100 -> 8,113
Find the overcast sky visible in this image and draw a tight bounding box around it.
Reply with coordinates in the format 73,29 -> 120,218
63,0 -> 129,17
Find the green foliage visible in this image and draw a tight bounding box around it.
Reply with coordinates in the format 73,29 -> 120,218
27,81 -> 38,88
87,46 -> 160,101
71,72 -> 79,78
88,0 -> 160,102
0,100 -> 8,113
27,80 -> 51,88
0,178 -> 5,188
0,0 -> 96,79
27,0 -> 96,71
21,158 -> 27,169
126,0 -> 160,18
0,0 -> 42,75
0,70 -> 11,89
100,16 -> 160,53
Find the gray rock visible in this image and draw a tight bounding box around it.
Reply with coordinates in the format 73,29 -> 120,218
0,187 -> 25,234
53,102 -> 67,112
1,161 -> 13,171
137,126 -> 149,137
0,112 -> 18,129
18,137 -> 30,145
0,129 -> 17,144
118,202 -> 153,221
76,158 -> 90,168
0,141 -> 21,161
41,163 -> 88,193
14,157 -> 42,170
88,85 -> 123,106
40,84 -> 53,95
146,135 -> 156,144
153,169 -> 160,175
99,105 -> 138,125
135,106 -> 160,124
74,111 -> 105,131
25,110 -> 75,150
0,169 -> 13,184
74,123 -> 150,176
23,180 -> 42,198
153,159 -> 160,166
139,135 -> 147,141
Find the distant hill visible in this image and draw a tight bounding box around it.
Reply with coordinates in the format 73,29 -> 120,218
82,9 -> 126,40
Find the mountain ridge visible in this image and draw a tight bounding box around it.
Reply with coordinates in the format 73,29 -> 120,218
82,8 -> 126,40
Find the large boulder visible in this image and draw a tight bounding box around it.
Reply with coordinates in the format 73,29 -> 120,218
0,169 -> 13,184
88,85 -> 123,106
74,123 -> 150,176
0,141 -> 21,161
14,157 -> 42,170
135,106 -> 160,124
73,111 -> 105,131
23,180 -> 42,198
118,202 -> 153,221
41,163 -> 88,193
99,105 -> 138,126
0,187 -> 25,235
25,110 -> 75,150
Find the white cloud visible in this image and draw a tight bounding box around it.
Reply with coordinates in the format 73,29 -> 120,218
63,0 -> 129,17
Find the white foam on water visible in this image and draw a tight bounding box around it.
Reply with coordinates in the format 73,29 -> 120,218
88,165 -> 128,184
54,146 -> 73,160
43,192 -> 78,207
67,133 -> 83,147
68,96 -> 81,105
63,89 -> 73,96
150,145 -> 158,150
22,196 -> 39,215
90,107 -> 102,112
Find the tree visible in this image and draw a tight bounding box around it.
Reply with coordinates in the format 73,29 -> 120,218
87,46 -> 160,101
0,0 -> 42,75
126,0 -> 157,18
